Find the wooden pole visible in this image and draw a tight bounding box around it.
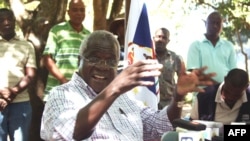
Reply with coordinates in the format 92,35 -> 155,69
125,0 -> 131,30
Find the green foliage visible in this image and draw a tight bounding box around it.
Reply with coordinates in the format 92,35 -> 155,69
0,0 -> 9,8
194,0 -> 250,45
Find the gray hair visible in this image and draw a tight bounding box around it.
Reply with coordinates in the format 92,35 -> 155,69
79,30 -> 120,60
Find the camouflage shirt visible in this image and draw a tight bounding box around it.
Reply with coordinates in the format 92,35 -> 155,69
157,50 -> 183,107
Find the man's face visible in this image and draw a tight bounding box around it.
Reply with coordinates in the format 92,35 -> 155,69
0,11 -> 15,37
205,13 -> 223,37
68,0 -> 85,26
79,40 -> 119,93
222,82 -> 246,104
153,29 -> 169,52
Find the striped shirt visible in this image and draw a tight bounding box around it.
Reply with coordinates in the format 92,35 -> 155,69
41,73 -> 173,141
0,35 -> 37,103
43,21 -> 90,101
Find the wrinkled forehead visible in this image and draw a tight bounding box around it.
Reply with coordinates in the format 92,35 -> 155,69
83,38 -> 119,58
92,40 -> 118,51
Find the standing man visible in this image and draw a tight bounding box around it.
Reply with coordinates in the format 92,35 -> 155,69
153,27 -> 186,109
0,8 -> 37,141
42,0 -> 91,101
187,11 -> 237,84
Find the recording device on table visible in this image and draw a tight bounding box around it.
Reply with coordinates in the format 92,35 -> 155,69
192,120 -> 224,141
231,121 -> 250,125
161,119 -> 224,141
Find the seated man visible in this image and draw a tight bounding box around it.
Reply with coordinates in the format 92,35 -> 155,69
190,68 -> 250,125
40,30 -> 215,141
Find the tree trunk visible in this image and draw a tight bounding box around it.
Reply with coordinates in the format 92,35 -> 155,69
93,0 -> 109,30
93,0 -> 124,30
4,0 -> 125,140
8,0 -> 68,140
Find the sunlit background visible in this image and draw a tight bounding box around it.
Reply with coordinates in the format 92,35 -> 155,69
81,0 -> 250,73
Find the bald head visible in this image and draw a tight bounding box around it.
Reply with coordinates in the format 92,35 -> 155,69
205,11 -> 223,37
206,11 -> 223,22
69,0 -> 85,9
155,28 -> 169,38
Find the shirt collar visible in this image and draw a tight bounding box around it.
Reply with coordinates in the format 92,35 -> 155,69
71,72 -> 98,98
201,34 -> 222,43
0,34 -> 21,41
66,21 -> 88,34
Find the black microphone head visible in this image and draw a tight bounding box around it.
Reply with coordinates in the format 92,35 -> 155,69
161,131 -> 178,141
212,136 -> 224,141
173,118 -> 206,131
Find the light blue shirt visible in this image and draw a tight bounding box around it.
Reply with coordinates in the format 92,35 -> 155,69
187,35 -> 237,83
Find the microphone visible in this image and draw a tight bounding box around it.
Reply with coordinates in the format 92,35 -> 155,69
192,120 -> 223,128
161,131 -> 204,141
231,121 -> 250,125
170,119 -> 207,141
192,120 -> 224,140
161,131 -> 178,141
173,118 -> 206,131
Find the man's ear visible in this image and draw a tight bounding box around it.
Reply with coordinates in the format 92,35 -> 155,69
166,39 -> 170,44
153,36 -> 156,41
77,55 -> 81,67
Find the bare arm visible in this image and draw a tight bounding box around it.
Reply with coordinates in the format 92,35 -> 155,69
0,67 -> 36,102
43,55 -> 68,84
